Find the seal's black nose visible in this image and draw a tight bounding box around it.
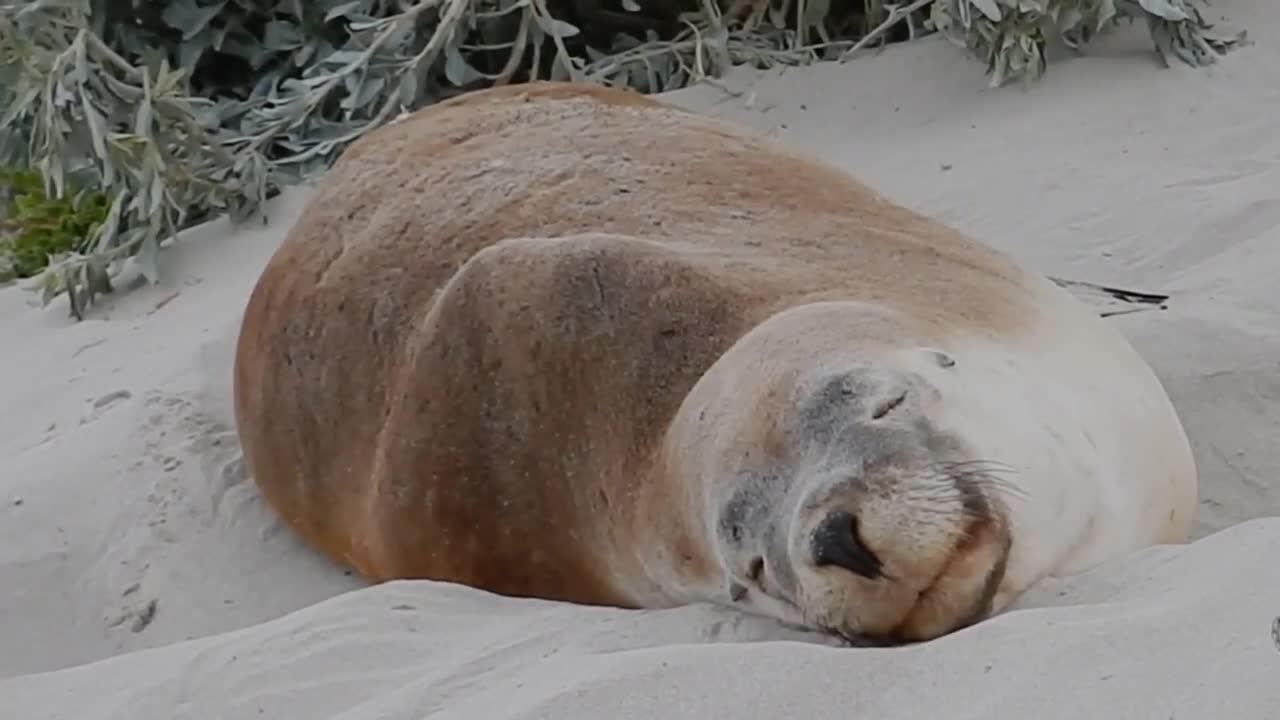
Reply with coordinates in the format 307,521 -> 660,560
811,511 -> 883,579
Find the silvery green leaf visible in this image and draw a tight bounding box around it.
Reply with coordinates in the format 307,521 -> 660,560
80,94 -> 109,160
153,59 -> 186,97
284,76 -> 330,92
1056,6 -> 1081,27
263,20 -> 305,50
342,74 -> 385,111
399,72 -> 418,105
968,0 -> 1004,22
149,171 -> 166,212
1137,0 -> 1189,21
444,47 -> 482,86
98,73 -> 145,103
162,0 -> 227,40
343,69 -> 362,95
134,96 -> 154,137
40,272 -> 60,308
325,1 -> 366,21
533,12 -> 580,38
93,192 -> 126,253
85,252 -> 112,295
136,234 -> 160,285
0,85 -> 38,128
294,42 -> 316,66
548,49 -> 569,81
66,276 -> 84,320
42,157 -> 66,200
250,73 -> 278,100
322,49 -> 366,67
211,21 -> 230,51
18,0 -> 71,20
621,0 -> 640,10
53,81 -> 76,108
160,0 -> 199,32
803,0 -> 831,28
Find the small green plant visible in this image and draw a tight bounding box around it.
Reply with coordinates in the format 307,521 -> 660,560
0,168 -> 110,285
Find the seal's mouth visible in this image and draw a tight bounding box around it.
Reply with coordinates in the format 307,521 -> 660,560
812,460 -> 1017,646
721,458 -> 1017,646
814,515 -> 1010,647
893,512 -> 1011,641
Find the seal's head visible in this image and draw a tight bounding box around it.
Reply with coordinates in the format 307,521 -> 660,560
694,305 -> 1014,644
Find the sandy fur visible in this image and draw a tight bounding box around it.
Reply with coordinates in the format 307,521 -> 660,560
233,80 -> 1196,640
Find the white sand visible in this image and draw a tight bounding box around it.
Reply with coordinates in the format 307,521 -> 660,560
3,1 -> 1279,716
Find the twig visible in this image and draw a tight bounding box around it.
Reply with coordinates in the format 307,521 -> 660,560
838,0 -> 934,62
1048,276 -> 1170,305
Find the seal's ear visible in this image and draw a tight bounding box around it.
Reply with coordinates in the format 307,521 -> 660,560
918,347 -> 956,368
932,350 -> 957,368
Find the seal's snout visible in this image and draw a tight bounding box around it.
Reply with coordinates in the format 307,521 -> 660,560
810,511 -> 883,579
789,460 -> 1012,643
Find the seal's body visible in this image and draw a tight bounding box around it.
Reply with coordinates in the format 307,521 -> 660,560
233,82 -> 1196,643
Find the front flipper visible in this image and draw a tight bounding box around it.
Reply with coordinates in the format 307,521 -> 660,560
363,232 -> 748,597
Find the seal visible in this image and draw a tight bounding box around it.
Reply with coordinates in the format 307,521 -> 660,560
232,81 -> 1197,644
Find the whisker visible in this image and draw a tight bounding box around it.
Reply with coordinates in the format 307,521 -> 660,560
929,458 -> 1019,477
962,473 -> 1026,497
919,459 -> 1030,508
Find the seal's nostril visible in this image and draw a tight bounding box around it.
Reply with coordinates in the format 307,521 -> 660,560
811,511 -> 883,579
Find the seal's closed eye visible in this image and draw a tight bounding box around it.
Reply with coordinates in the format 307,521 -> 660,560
871,390 -> 908,420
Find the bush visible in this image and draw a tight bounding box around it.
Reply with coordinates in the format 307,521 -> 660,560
0,0 -> 1244,318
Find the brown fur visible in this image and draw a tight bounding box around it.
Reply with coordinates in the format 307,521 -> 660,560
233,81 -> 1039,611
